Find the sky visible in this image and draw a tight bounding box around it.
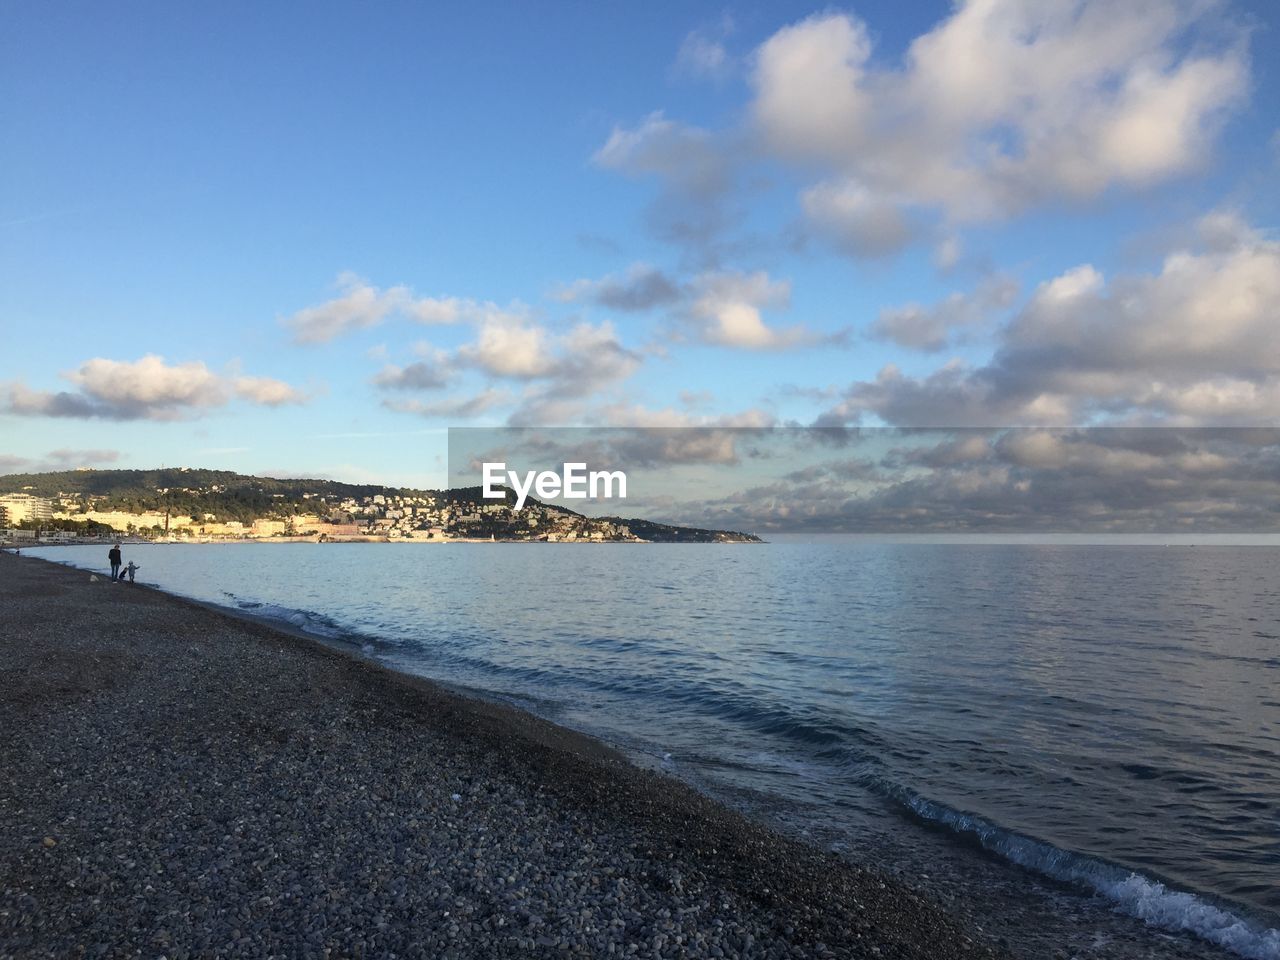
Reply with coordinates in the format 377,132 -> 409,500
2,0 -> 1279,528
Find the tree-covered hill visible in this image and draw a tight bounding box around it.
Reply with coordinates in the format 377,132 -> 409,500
0,468 -> 421,525
0,469 -> 761,541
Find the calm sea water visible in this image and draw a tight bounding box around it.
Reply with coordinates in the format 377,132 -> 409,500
28,541 -> 1280,958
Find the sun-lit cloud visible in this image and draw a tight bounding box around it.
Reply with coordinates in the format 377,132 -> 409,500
819,213 -> 1280,426
752,2 -> 1249,225
3,355 -> 308,421
686,270 -> 822,349
285,272 -> 409,344
285,272 -> 520,344
233,376 -> 308,406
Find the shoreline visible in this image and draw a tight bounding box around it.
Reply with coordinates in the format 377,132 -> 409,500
3,537 -> 764,548
1,552 -> 1004,959
7,549 -> 1261,960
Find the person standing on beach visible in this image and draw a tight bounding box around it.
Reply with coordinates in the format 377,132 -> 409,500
108,543 -> 122,581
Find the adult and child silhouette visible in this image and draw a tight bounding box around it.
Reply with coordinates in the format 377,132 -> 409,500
107,543 -> 139,583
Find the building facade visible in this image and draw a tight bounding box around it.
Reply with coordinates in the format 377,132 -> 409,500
0,493 -> 54,524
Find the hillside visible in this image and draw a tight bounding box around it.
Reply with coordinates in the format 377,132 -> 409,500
0,468 -> 760,543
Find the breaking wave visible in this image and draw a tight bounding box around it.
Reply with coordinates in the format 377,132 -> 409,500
893,787 -> 1280,960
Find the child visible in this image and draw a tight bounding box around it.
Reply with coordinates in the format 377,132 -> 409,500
123,561 -> 140,584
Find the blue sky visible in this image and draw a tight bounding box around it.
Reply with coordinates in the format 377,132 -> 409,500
2,0 -> 1278,489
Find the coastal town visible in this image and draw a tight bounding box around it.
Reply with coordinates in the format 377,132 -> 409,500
0,468 -> 757,545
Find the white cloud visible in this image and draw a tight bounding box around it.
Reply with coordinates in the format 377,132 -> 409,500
71,355 -> 228,413
372,355 -> 454,391
383,388 -> 512,420
553,263 -> 681,311
404,297 -> 521,328
754,14 -> 873,166
285,272 -> 513,344
286,273 -> 408,344
800,180 -> 916,259
556,263 -> 844,352
821,214 -> 1280,425
872,276 -> 1018,352
751,2 -> 1249,222
3,355 -> 308,421
458,316 -> 557,379
377,315 -> 644,424
594,112 -> 738,260
233,376 -> 308,406
687,270 -> 809,349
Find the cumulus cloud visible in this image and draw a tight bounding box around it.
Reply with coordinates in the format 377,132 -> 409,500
554,263 -> 681,311
821,215 -> 1280,426
458,316 -> 558,379
285,272 -> 517,344
463,409 -> 779,479
70,355 -> 228,415
800,181 -> 917,259
3,355 -> 308,421
594,112 -> 739,262
285,273 -> 409,344
383,388 -> 512,420
751,1 -> 1249,223
377,316 -> 643,425
686,270 -> 817,349
633,427 -> 1280,533
871,276 -> 1018,352
233,376 -> 308,406
596,112 -> 727,197
556,264 -> 838,350
372,358 -> 454,391
593,403 -> 776,431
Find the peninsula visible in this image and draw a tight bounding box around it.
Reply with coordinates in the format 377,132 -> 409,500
0,468 -> 760,544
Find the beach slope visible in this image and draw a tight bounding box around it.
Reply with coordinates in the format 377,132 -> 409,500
0,554 -> 1005,959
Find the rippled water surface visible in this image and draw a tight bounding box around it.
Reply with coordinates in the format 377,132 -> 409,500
30,540 -> 1280,957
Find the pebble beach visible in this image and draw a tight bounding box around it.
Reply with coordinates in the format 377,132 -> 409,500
0,552 -> 1017,959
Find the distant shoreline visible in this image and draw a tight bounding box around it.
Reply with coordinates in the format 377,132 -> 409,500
7,535 -> 763,547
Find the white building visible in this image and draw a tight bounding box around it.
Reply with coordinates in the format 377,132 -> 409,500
0,493 -> 53,524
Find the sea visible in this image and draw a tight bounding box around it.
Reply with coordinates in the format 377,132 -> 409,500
27,539 -> 1280,960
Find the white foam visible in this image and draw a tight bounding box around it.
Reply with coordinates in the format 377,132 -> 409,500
903,793 -> 1280,960
1101,874 -> 1280,960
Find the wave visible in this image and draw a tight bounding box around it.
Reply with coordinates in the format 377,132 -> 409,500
218,593 -> 404,652
890,786 -> 1280,960
205,590 -> 1279,960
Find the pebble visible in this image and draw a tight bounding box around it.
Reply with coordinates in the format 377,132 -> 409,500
2,553 -> 1013,959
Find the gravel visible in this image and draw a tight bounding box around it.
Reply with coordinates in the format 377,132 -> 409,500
0,553 -> 1010,959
